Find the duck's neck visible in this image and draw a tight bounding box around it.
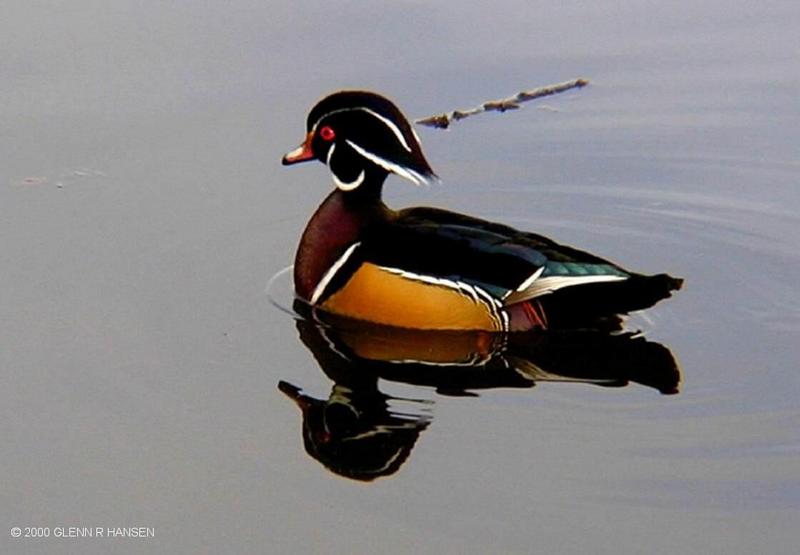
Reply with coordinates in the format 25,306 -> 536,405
294,180 -> 390,300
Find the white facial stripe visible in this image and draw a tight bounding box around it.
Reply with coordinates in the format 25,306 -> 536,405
325,143 -> 336,165
333,169 -> 365,191
310,242 -> 361,304
346,140 -> 430,186
360,108 -> 412,152
311,107 -> 412,152
410,126 -> 422,146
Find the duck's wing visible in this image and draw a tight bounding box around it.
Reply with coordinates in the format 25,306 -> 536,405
360,206 -> 633,305
312,206 -> 681,330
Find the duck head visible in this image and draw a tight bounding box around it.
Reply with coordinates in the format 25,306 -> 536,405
282,91 -> 437,191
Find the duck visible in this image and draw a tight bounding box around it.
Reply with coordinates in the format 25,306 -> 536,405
282,90 -> 682,331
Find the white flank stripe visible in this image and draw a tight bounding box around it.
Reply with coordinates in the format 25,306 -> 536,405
456,282 -> 480,304
310,242 -> 361,304
474,286 -> 508,330
499,307 -> 510,330
379,266 -> 508,331
514,274 -> 627,301
346,140 -> 430,186
516,266 -> 545,292
381,267 -> 452,287
474,286 -> 497,307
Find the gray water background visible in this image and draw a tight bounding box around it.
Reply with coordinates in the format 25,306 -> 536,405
2,1 -> 799,553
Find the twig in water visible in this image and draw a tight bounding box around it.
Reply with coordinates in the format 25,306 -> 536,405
414,78 -> 589,129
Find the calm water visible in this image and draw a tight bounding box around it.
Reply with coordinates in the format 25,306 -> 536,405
2,1 -> 799,553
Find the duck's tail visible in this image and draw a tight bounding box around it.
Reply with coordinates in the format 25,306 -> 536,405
510,273 -> 683,330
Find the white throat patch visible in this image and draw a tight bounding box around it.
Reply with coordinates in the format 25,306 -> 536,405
333,169 -> 365,191
326,143 -> 366,191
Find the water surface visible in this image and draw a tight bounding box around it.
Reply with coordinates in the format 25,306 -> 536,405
2,1 -> 798,553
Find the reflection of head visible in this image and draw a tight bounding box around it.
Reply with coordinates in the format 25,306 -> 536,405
279,381 -> 428,482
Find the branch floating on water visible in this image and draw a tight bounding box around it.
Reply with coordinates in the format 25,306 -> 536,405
414,78 -> 589,129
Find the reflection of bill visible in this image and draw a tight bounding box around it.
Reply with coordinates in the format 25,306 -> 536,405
279,314 -> 681,481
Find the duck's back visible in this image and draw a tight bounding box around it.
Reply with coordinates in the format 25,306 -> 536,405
297,202 -> 682,331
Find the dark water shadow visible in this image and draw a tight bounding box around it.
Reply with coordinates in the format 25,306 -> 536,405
279,302 -> 681,482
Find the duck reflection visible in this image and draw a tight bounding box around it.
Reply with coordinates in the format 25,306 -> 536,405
280,305 -> 680,481
278,380 -> 429,482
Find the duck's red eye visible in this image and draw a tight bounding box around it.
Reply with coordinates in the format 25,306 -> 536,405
319,126 -> 335,141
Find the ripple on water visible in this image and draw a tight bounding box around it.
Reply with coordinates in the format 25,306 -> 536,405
266,265 -> 299,318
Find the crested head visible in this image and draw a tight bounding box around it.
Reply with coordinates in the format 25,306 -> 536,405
282,90 -> 437,191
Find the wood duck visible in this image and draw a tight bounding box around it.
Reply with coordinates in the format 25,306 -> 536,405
282,91 -> 682,331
